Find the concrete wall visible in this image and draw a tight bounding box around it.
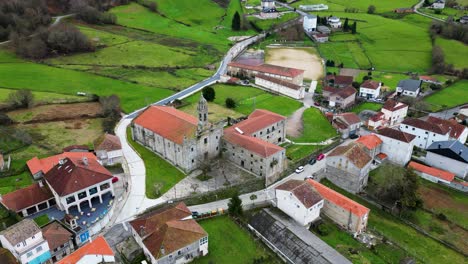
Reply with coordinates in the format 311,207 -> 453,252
325,156 -> 371,193
425,152 -> 467,179
255,77 -> 304,99
399,124 -> 449,149
321,201 -> 367,236
379,135 -> 413,166
275,189 -> 323,226
381,107 -> 407,126
396,87 -> 419,97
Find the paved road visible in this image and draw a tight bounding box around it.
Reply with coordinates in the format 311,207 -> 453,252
413,0 -> 445,22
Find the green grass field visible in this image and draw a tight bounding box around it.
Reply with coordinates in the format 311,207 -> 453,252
0,88 -> 87,105
292,0 -> 418,13
290,108 -> 337,143
286,144 -> 323,163
435,37 -> 468,70
0,171 -> 34,195
424,80 -> 468,111
126,127 -> 185,199
318,41 -> 371,69
33,214 -> 50,227
350,102 -> 382,114
193,216 -> 281,264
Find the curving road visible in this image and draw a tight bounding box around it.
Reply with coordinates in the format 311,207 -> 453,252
413,0 -> 445,22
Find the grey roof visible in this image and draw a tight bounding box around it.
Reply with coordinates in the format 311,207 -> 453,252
397,79 -> 421,92
427,140 -> 468,163
0,219 -> 40,245
249,209 -> 352,264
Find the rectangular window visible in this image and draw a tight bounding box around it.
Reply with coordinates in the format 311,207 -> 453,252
66,196 -> 76,204
36,246 -> 42,253
199,236 -> 208,245
26,251 -> 33,258
204,138 -> 208,144
100,183 -> 110,191
78,191 -> 87,200
89,187 -> 98,195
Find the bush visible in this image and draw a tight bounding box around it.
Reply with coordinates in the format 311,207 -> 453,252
7,89 -> 34,109
437,213 -> 447,221
0,113 -> 13,125
316,223 -> 330,236
367,5 -> 376,14
225,97 -> 236,108
47,24 -> 95,54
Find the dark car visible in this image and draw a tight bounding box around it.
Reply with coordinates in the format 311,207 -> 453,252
314,102 -> 320,106
192,211 -> 199,218
309,158 -> 317,165
349,134 -> 360,139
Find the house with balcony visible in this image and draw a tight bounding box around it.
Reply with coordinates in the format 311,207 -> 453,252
42,221 -> 74,263
323,86 -> 357,109
396,79 -> 421,97
94,133 -> 123,166
359,80 -> 381,99
0,219 -> 51,264
368,100 -> 408,130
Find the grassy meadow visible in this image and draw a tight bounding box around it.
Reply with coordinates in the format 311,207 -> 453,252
424,80 -> 468,111
289,108 -> 337,143
292,0 -> 418,13
350,102 -> 383,114
435,37 -> 468,70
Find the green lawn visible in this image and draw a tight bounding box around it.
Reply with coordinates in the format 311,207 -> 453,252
0,88 -> 87,105
320,179 -> 466,264
183,85 -> 303,117
0,171 -> 34,195
350,102 -> 382,114
33,214 -> 50,227
435,37 -> 468,70
312,219 -> 410,264
286,144 -> 322,163
193,216 -> 281,264
356,71 -> 410,91
292,0 -> 419,13
318,41 -> 371,69
126,127 -> 185,199
424,80 -> 468,111
289,108 -> 338,143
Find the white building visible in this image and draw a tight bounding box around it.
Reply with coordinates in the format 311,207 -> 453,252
261,0 -> 276,12
409,161 -> 454,184
400,118 -> 450,149
255,74 -> 305,99
432,0 -> 445,9
426,116 -> 468,144
359,80 -> 381,99
57,236 -> 114,264
425,140 -> 468,179
396,79 -> 421,97
0,219 -> 51,264
94,133 -> 123,166
368,100 -> 408,130
275,180 -> 324,226
328,16 -> 341,28
377,128 -> 416,166
303,14 -> 317,32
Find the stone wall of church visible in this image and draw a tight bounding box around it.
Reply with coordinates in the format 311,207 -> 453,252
250,120 -> 286,145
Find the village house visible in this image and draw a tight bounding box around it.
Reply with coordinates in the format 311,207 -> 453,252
408,161 -> 454,185
323,85 -> 357,109
425,140 -> 467,179
356,134 -> 383,161
400,118 -> 450,149
27,152 -> 97,180
255,74 -> 305,99
328,112 -> 362,139
42,221 -> 74,262
57,236 -> 114,264
460,105 -> 468,117
326,75 -> 353,88
130,202 -> 208,264
461,15 -> 468,24
327,16 -> 342,28
325,142 -> 372,193
223,109 -> 287,186
367,99 -> 408,130
359,80 -> 381,99
312,33 -> 329,43
227,62 -> 305,86
307,180 -> 370,236
261,0 -> 276,12
426,116 -> 468,143
275,180 -> 324,226
94,133 -> 123,166
419,75 -> 441,84
396,79 -> 422,97
0,219 -> 51,264
431,0 -> 445,9
132,96 -> 223,173
377,128 -> 416,166
0,181 -> 55,217
303,14 -> 317,32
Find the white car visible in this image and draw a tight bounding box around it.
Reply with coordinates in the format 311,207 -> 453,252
295,166 -> 305,174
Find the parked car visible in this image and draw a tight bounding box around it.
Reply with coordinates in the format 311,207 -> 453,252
314,101 -> 320,106
304,175 -> 314,180
349,134 -> 360,139
192,211 -> 199,218
295,166 -> 305,174
112,176 -> 119,183
309,158 -> 317,165
316,153 -> 325,161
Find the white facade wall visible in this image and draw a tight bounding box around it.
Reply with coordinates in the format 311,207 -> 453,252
378,135 -> 414,166
415,170 -> 452,184
359,86 -> 380,99
458,128 -> 468,144
425,152 -> 468,179
0,231 -> 50,264
399,124 -> 449,149
250,120 -> 286,145
275,189 -> 323,226
396,87 -> 419,97
77,255 -> 115,264
255,77 -> 304,99
303,16 -> 317,32
381,106 -> 407,126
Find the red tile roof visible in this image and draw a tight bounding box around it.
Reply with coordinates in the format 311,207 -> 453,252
326,75 -> 354,86
419,76 -> 438,82
62,145 -> 89,152
134,106 -> 198,145
382,99 -> 408,112
426,116 -> 467,139
328,143 -> 372,169
27,152 -> 97,176
336,85 -> 357,98
376,153 -> 388,160
237,109 -> 286,135
335,112 -> 361,125
42,222 -> 73,250
369,112 -> 385,122
130,202 -> 207,260
377,127 -> 415,143
276,180 -> 323,208
360,80 -> 380,90
1,182 -> 53,212
57,236 -> 114,264
408,161 -> 455,182
307,180 -> 369,217
256,74 -> 302,90
94,133 -> 122,151
228,62 -> 305,78
44,157 -> 113,196
356,134 -> 383,150
402,118 -> 450,135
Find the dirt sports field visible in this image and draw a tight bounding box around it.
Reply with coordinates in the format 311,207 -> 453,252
265,47 -> 324,80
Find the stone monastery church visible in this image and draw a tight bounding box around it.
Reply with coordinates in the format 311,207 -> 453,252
132,96 -> 287,185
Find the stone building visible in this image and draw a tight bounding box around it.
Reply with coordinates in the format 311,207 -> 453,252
255,74 -> 305,99
325,143 -> 372,193
132,96 -> 223,173
227,62 -> 305,86
223,109 -> 287,186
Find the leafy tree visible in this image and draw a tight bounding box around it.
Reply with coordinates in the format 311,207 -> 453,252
352,81 -> 360,89
430,46 -> 445,74
225,97 -> 236,109
351,21 -> 357,34
343,18 -> 349,31
99,95 -> 121,134
202,86 -> 216,102
7,89 -> 34,109
367,5 -> 376,14
232,11 -> 241,31
228,193 -> 243,217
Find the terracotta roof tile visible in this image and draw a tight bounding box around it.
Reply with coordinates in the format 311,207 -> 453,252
427,116 -> 467,139
256,74 -> 302,90
419,76 -> 438,82
360,80 -> 380,90
276,180 -> 323,208
1,182 -> 53,212
336,86 -> 357,98
237,109 -> 286,135
408,161 -> 455,182
94,133 -> 122,151
328,143 -> 372,169
356,134 -> 383,150
402,118 -> 450,135
44,157 -> 113,196
377,127 -> 415,143
326,75 -> 354,86
42,222 -> 73,250
228,62 -> 305,78
382,100 -> 408,112
376,153 -> 388,160
0,219 -> 40,246
307,180 -> 369,217
57,236 -> 114,264
134,106 -> 198,145
223,132 -> 284,158
26,152 -> 98,176
335,112 -> 361,125
369,112 -> 385,122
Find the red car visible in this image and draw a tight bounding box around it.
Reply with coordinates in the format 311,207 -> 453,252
314,102 -> 320,106
316,153 -> 325,161
112,176 -> 119,183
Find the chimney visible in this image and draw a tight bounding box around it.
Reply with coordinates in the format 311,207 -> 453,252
139,226 -> 146,237
58,159 -> 65,165
82,157 -> 88,166
38,180 -> 44,188
160,245 -> 165,256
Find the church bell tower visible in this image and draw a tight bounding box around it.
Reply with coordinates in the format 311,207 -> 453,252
197,94 -> 208,131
